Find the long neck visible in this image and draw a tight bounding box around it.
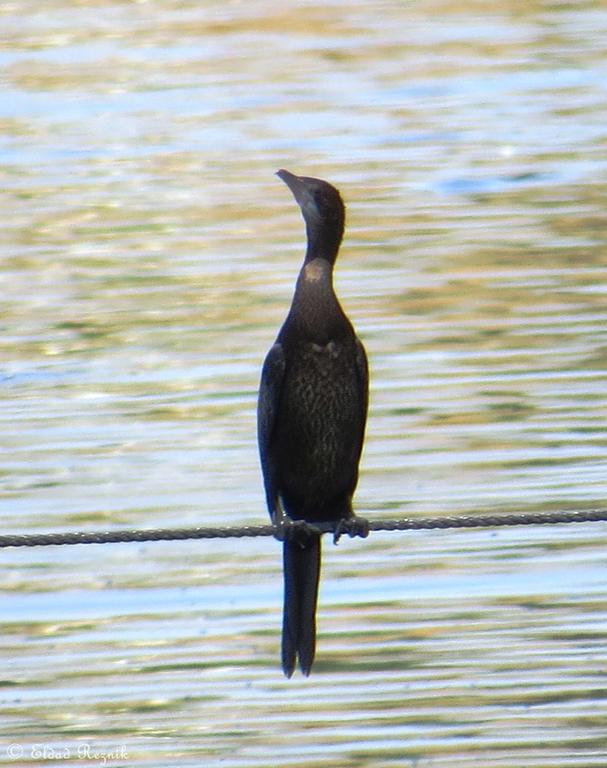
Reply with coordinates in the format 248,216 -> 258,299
283,257 -> 351,344
304,219 -> 344,265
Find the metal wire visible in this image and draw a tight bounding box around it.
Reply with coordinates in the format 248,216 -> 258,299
1,508 -> 605,548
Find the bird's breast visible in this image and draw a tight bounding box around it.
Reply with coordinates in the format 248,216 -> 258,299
274,339 -> 363,502
310,340 -> 339,358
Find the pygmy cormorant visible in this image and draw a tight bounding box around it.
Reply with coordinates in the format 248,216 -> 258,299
257,169 -> 369,677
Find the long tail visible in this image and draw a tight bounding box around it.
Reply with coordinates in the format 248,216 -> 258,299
282,536 -> 321,677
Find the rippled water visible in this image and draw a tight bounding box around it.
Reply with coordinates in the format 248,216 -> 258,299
1,1 -> 607,766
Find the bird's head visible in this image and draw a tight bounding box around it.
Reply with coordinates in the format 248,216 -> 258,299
277,169 -> 345,263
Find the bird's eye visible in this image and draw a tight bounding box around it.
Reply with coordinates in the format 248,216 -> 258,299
313,190 -> 327,210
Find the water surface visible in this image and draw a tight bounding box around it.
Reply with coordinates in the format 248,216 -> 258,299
1,1 -> 606,766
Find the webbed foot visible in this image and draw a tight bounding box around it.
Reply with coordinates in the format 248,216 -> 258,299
333,515 -> 370,544
273,518 -> 321,548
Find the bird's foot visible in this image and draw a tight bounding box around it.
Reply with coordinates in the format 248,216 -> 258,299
273,518 -> 321,548
333,515 -> 370,544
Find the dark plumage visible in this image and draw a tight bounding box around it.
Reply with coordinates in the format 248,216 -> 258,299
257,169 -> 369,677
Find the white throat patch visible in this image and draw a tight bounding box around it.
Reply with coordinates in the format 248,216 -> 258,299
303,260 -> 325,283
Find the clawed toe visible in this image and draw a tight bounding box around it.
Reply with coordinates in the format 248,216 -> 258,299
333,516 -> 370,544
274,518 -> 320,547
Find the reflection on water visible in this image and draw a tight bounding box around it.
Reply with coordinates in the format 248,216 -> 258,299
1,1 -> 606,766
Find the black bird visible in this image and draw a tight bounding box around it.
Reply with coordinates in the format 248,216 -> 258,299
257,169 -> 369,677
